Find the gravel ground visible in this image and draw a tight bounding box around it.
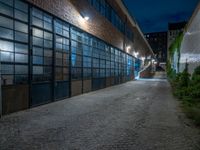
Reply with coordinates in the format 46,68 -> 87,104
0,79 -> 200,150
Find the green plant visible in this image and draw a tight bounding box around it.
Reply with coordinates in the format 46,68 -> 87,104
167,64 -> 200,126
189,66 -> 200,100
168,32 -> 184,72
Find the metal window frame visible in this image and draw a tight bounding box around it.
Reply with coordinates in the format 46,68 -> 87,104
0,0 -> 140,113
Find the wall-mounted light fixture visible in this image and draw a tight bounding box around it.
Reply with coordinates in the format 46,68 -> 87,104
83,16 -> 89,21
80,12 -> 90,21
126,46 -> 131,50
133,51 -> 139,58
141,57 -> 145,61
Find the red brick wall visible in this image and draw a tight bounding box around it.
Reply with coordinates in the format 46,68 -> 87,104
26,0 -> 134,51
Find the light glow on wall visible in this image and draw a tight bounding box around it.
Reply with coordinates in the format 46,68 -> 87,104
83,16 -> 89,21
133,51 -> 139,58
141,57 -> 145,61
180,53 -> 200,63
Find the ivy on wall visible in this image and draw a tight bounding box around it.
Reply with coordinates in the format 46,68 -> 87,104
168,32 -> 184,73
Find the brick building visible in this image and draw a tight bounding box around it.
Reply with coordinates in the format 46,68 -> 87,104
0,0 -> 153,115
168,21 -> 187,48
145,32 -> 167,62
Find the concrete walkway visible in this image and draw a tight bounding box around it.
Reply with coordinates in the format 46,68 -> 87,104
0,80 -> 200,150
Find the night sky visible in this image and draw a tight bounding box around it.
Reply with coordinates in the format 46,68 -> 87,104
123,0 -> 199,33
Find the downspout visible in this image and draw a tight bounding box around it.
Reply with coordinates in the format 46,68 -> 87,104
0,50 -> 2,117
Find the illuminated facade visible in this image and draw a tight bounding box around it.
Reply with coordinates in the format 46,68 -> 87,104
0,0 -> 153,114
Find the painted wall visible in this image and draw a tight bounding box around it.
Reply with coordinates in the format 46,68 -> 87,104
179,7 -> 200,74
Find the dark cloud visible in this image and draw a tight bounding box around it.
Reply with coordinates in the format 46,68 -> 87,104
123,0 -> 199,33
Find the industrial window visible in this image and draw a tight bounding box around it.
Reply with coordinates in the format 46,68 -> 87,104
83,56 -> 91,68
71,68 -> 82,80
88,0 -> 124,33
0,27 -> 13,40
0,0 -> 139,87
93,58 -> 99,68
71,28 -> 83,80
0,1 -> 13,17
0,0 -> 29,85
32,8 -> 52,31
93,68 -> 100,78
83,45 -> 92,57
83,68 -> 91,78
32,8 -> 53,82
54,19 -> 70,81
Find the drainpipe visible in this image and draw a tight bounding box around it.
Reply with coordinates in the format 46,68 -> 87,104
0,50 -> 2,117
123,15 -> 127,52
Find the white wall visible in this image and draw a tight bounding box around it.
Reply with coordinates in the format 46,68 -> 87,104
179,8 -> 200,74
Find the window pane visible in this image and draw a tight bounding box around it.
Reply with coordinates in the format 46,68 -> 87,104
33,37 -> 43,47
1,64 -> 14,74
33,47 -> 43,56
56,35 -> 62,43
56,43 -> 62,50
0,27 -> 13,40
83,68 -> 91,78
44,66 -> 52,74
0,3 -> 13,17
0,16 -> 13,29
15,10 -> 28,22
71,68 -> 82,80
63,30 -> 69,37
15,0 -> 28,13
33,56 -> 43,65
33,28 -> 43,38
0,40 -> 14,52
15,43 -> 28,54
55,27 -> 62,35
44,32 -> 52,40
33,66 -> 43,74
63,38 -> 69,45
15,53 -> 28,63
15,75 -> 28,84
44,57 -> 52,65
63,53 -> 69,66
32,17 -> 43,27
56,67 -> 62,80
44,40 -> 52,48
0,51 -> 14,62
15,65 -> 28,74
2,75 -> 14,85
15,31 -> 28,42
0,0 -> 13,6
44,22 -> 52,31
15,21 -> 28,33
44,49 -> 52,57
32,8 -> 43,19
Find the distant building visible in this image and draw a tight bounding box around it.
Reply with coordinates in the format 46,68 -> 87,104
168,21 -> 187,48
145,32 -> 167,62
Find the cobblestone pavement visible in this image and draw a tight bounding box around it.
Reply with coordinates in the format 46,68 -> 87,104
0,80 -> 200,150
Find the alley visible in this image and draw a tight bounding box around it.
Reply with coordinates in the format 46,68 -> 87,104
0,80 -> 200,150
